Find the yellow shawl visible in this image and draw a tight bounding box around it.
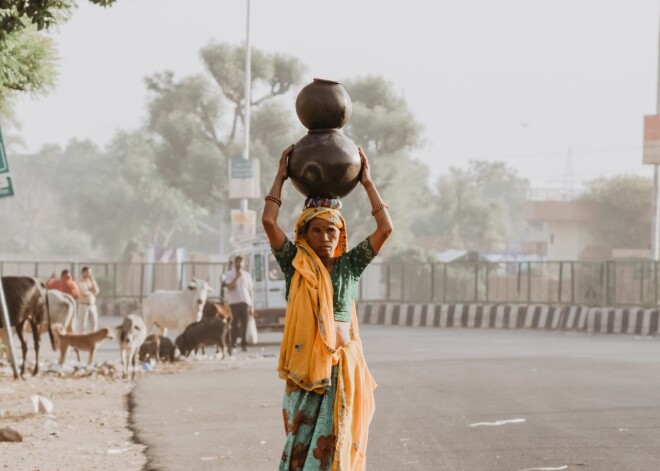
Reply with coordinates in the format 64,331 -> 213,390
277,208 -> 377,471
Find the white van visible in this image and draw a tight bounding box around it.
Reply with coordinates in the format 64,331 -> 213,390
228,234 -> 289,330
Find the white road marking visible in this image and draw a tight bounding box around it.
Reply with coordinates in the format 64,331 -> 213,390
469,418 -> 526,427
516,466 -> 568,471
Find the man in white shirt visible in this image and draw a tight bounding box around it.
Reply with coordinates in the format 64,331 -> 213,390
77,266 -> 100,333
224,255 -> 254,352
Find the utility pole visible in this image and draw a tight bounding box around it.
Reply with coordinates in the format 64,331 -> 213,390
241,0 -> 252,214
653,9 -> 660,260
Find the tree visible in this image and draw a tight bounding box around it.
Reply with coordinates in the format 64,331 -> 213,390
338,76 -> 429,258
0,1 -> 115,41
144,43 -> 306,212
0,142 -> 98,256
0,25 -> 56,108
200,42 -> 306,144
0,0 -> 115,108
581,175 -> 652,251
428,161 -> 530,252
145,72 -> 226,209
77,130 -> 209,254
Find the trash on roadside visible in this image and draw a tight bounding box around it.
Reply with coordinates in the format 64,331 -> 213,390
30,395 -> 54,414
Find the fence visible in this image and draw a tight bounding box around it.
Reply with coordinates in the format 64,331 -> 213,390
1,259 -> 659,307
360,260 -> 660,307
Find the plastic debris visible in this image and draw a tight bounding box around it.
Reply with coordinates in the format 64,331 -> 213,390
30,395 -> 54,414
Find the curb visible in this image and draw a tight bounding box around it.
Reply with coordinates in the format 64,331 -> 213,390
356,303 -> 660,336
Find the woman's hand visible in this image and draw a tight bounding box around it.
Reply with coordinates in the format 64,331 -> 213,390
359,147 -> 373,186
278,145 -> 293,182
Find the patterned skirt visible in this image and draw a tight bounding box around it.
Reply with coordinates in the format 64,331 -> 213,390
280,366 -> 338,471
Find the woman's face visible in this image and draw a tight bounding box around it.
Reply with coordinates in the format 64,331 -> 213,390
305,217 -> 341,259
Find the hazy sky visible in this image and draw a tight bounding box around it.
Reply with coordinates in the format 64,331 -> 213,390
11,0 -> 660,189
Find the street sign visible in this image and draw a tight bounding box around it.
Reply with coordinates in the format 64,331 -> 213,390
643,115 -> 660,164
0,126 -> 13,198
230,209 -> 257,242
229,158 -> 260,199
0,126 -> 9,173
0,176 -> 13,198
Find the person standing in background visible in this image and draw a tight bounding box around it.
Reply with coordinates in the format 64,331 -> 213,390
47,269 -> 80,300
77,266 -> 100,333
225,255 -> 254,352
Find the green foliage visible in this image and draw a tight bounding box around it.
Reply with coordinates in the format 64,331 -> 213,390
343,76 -> 421,154
87,130 -> 208,253
200,42 -> 306,142
3,43 -> 431,259
581,175 -> 652,250
430,161 -> 530,252
144,44 -> 306,214
0,0 -> 116,108
0,25 -> 56,102
0,140 -> 100,256
0,0 -> 116,42
339,76 -> 429,259
145,72 -> 226,209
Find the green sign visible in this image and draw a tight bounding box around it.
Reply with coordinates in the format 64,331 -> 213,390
0,176 -> 13,198
0,127 -> 8,174
0,126 -> 12,198
231,159 -> 253,179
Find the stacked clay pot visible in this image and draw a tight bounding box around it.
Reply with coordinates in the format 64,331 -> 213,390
288,79 -> 361,199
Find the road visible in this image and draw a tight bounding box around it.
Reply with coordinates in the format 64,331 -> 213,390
130,326 -> 660,471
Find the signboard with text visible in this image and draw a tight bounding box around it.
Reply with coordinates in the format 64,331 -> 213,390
0,127 -> 13,198
230,209 -> 257,242
228,158 -> 260,199
643,115 -> 660,164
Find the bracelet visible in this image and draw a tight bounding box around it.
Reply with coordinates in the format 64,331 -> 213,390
371,202 -> 388,216
265,194 -> 282,207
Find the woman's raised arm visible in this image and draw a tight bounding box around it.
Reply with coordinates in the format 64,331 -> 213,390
262,145 -> 293,250
359,147 -> 393,254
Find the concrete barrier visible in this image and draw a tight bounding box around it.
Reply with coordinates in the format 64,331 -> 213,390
356,303 -> 660,336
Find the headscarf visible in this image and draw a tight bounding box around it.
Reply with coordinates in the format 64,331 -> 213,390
294,207 -> 348,259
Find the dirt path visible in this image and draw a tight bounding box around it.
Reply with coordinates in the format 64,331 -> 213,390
0,360 -> 148,471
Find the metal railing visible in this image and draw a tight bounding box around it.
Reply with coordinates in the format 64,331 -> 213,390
1,259 -> 658,307
359,260 -> 660,307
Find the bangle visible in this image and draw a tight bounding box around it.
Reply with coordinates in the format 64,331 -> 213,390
265,194 -> 282,207
371,202 -> 388,216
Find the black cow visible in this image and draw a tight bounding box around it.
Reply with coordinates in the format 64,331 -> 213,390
0,276 -> 53,376
175,317 -> 232,359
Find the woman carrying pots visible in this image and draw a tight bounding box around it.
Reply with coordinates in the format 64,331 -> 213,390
262,144 -> 393,471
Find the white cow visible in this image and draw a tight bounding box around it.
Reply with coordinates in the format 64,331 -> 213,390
116,313 -> 147,379
141,278 -> 214,337
23,290 -> 76,337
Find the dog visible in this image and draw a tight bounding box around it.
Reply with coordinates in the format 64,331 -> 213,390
54,324 -> 114,366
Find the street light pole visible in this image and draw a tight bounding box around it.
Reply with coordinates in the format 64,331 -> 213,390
241,0 -> 252,214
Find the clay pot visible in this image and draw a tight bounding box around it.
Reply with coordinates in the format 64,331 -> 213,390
295,78 -> 352,130
288,130 -> 360,198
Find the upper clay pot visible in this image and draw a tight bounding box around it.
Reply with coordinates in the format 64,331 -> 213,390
295,78 -> 353,130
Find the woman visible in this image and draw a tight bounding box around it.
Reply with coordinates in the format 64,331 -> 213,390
262,144 -> 393,471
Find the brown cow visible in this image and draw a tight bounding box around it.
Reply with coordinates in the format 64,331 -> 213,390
0,276 -> 53,376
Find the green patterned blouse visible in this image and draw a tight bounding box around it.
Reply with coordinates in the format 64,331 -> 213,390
272,237 -> 376,322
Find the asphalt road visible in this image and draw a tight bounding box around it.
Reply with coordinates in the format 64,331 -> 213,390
130,326 -> 660,471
